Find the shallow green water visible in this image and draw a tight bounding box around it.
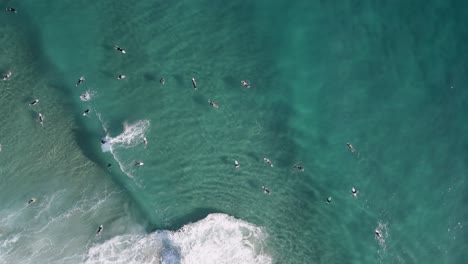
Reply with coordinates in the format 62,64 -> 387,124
0,0 -> 467,263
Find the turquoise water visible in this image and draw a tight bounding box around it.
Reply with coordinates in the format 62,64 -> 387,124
1,0 -> 468,263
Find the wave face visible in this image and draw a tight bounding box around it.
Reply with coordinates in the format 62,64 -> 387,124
85,214 -> 271,264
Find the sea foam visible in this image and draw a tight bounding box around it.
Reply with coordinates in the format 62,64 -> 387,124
108,120 -> 150,148
85,213 -> 271,264
98,117 -> 149,178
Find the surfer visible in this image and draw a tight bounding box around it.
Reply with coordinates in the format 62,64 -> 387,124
76,76 -> 85,86
375,229 -> 382,238
101,139 -> 107,144
29,99 -> 39,106
351,187 -> 358,197
38,113 -> 44,126
114,45 -> 126,54
117,74 -> 126,80
346,143 -> 356,153
5,7 -> 17,13
263,158 -> 273,167
26,198 -> 36,206
3,71 -> 12,80
262,186 -> 270,195
83,109 -> 90,116
96,225 -> 103,235
234,160 -> 240,169
241,80 -> 251,88
134,161 -> 144,166
192,78 -> 197,90
208,99 -> 219,108
293,164 -> 304,171
143,137 -> 147,148
107,163 -> 112,168
326,197 -> 332,204
80,92 -> 90,101
160,78 -> 165,85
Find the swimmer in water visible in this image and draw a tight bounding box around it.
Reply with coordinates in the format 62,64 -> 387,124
83,109 -> 90,116
143,137 -> 147,148
80,92 -> 90,101
262,186 -> 270,195
114,45 -> 126,54
26,198 -> 36,206
351,187 -> 358,197
29,99 -> 39,106
134,161 -> 144,166
192,78 -> 197,90
3,71 -> 12,80
96,225 -> 103,235
117,74 -> 126,80
375,229 -> 382,238
241,80 -> 251,88
38,113 -> 44,126
326,197 -> 332,204
107,163 -> 112,168
76,76 -> 85,86
293,164 -> 304,171
5,7 -> 17,13
234,160 -> 240,169
346,143 -> 356,153
263,158 -> 273,167
208,99 -> 219,108
160,78 -> 165,85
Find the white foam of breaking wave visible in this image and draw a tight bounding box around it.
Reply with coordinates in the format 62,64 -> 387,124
85,213 -> 272,264
97,115 -> 149,179
108,120 -> 150,148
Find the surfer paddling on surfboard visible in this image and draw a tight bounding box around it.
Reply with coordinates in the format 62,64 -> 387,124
96,225 -> 103,235
208,99 -> 219,108
2,71 -> 12,80
263,158 -> 273,167
241,80 -> 251,88
26,198 -> 36,206
192,78 -> 197,90
114,45 -> 126,54
5,7 -> 17,13
76,76 -> 85,86
346,143 -> 356,153
38,113 -> 44,126
29,99 -> 39,106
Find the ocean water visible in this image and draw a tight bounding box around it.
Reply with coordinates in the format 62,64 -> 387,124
1,0 -> 468,263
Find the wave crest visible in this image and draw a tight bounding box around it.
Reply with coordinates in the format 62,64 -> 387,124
109,120 -> 150,148
85,214 -> 271,264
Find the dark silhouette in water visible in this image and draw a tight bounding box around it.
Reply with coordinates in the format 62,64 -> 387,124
5,7 -> 17,13
114,45 -> 126,54
96,225 -> 103,235
26,198 -> 36,206
76,76 -> 85,86
29,99 -> 39,106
